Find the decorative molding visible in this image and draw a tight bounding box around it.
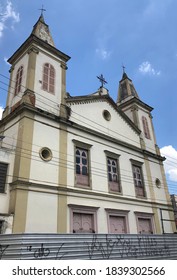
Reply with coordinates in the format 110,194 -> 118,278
27,46 -> 39,54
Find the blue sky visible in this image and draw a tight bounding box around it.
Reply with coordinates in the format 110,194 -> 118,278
0,0 -> 177,193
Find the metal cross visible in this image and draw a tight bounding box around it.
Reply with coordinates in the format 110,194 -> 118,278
122,64 -> 126,73
39,5 -> 46,16
97,74 -> 107,87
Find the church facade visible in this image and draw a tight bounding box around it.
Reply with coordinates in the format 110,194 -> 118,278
0,15 -> 175,234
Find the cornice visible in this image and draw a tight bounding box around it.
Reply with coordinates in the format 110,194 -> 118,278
0,103 -> 165,162
9,180 -> 172,209
118,96 -> 153,112
8,34 -> 70,64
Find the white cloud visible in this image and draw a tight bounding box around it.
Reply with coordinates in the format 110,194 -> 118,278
143,0 -> 172,19
4,57 -> 10,65
160,145 -> 177,182
0,1 -> 20,38
139,61 -> 161,76
0,106 -> 4,120
95,48 -> 111,60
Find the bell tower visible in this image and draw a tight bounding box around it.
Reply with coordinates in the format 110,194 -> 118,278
3,13 -> 70,118
117,71 -> 159,154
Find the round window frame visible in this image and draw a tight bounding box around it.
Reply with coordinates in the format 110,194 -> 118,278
103,110 -> 111,121
39,147 -> 53,162
155,178 -> 161,188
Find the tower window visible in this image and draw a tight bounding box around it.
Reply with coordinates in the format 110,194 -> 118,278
42,63 -> 55,94
14,66 -> 23,95
142,116 -> 151,139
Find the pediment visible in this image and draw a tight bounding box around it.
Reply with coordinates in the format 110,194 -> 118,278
66,94 -> 141,147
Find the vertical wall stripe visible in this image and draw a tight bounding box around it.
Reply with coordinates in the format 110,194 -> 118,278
10,112 -> 35,233
26,47 -> 39,91
57,124 -> 68,233
160,163 -> 176,232
144,156 -> 161,233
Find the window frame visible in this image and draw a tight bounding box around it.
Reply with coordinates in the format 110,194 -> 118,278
135,212 -> 155,234
106,209 -> 130,234
68,204 -> 99,233
130,159 -> 146,198
0,162 -> 8,194
14,65 -> 23,96
104,150 -> 122,193
42,63 -> 55,94
72,140 -> 92,188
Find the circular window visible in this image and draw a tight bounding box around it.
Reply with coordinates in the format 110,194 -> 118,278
155,178 -> 161,188
103,110 -> 111,121
39,147 -> 52,161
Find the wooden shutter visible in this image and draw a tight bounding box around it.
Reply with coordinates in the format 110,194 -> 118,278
42,63 -> 49,91
0,163 -> 8,193
42,63 -> 55,93
142,116 -> 151,139
49,65 -> 55,93
15,66 -> 23,95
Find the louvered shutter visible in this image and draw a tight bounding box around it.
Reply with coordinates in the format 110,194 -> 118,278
0,163 -> 8,193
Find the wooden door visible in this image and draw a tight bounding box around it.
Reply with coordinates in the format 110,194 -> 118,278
73,213 -> 94,233
109,215 -> 126,233
138,218 -> 153,234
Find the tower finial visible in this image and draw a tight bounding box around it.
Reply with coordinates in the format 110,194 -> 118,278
39,4 -> 46,16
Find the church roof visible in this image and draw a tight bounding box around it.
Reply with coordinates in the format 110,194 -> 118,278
31,13 -> 55,46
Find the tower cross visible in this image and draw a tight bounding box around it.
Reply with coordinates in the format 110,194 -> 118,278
97,74 -> 107,87
39,5 -> 46,16
122,64 -> 126,74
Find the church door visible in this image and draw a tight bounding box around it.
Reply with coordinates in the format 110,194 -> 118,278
109,215 -> 127,233
138,218 -> 153,234
73,213 -> 94,233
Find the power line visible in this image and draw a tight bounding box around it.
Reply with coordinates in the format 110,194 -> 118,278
0,72 -> 177,192
1,138 -> 177,196
0,72 -> 170,156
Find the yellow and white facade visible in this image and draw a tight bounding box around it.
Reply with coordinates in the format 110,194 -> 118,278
0,15 -> 175,234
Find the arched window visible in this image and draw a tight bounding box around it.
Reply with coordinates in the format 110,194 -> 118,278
75,148 -> 89,186
14,66 -> 23,95
107,157 -> 121,192
142,116 -> 151,139
42,63 -> 55,94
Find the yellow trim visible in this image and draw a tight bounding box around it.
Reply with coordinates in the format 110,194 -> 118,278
57,124 -> 68,233
160,163 -> 176,232
26,47 -> 38,91
12,189 -> 28,233
10,111 -> 35,233
144,156 -> 161,233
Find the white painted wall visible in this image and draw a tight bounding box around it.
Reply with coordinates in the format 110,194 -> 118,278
69,100 -> 141,147
26,190 -> 57,232
29,116 -> 60,185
